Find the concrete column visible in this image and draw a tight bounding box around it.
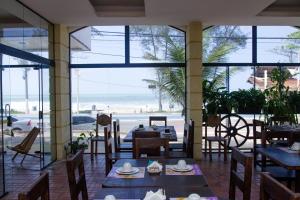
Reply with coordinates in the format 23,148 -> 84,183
186,22 -> 203,160
51,24 -> 71,160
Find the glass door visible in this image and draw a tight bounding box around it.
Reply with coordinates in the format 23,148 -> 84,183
0,54 -> 53,194
0,54 -> 5,197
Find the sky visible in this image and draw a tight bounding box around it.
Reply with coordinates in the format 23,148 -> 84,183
1,25 -> 300,96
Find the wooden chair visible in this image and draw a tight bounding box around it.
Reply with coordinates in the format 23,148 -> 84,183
253,119 -> 266,168
18,172 -> 49,200
91,113 -> 112,160
169,120 -> 194,158
134,138 -> 169,159
66,150 -> 88,200
113,119 -> 132,152
268,116 -> 290,146
132,130 -> 160,158
205,115 -> 227,161
149,116 -> 167,126
260,126 -> 296,188
260,172 -> 300,200
7,127 -> 40,165
269,116 -> 290,126
104,127 -> 132,175
229,147 -> 253,200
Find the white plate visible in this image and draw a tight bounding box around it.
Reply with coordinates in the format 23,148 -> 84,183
171,165 -> 193,172
116,167 -> 139,175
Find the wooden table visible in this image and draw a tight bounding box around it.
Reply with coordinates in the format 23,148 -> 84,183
256,147 -> 300,192
123,126 -> 177,142
94,187 -> 216,199
102,159 -> 208,188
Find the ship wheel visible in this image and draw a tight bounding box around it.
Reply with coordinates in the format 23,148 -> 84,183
215,114 -> 249,148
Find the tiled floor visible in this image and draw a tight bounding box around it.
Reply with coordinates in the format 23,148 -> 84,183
2,153 -> 261,200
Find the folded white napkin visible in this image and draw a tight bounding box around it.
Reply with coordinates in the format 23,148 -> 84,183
147,161 -> 163,171
143,189 -> 166,200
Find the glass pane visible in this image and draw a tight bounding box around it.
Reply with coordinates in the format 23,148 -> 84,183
71,26 -> 125,64
203,66 -> 227,86
257,26 -> 300,63
203,26 -> 252,63
229,66 -> 253,91
130,26 -> 185,63
71,67 -> 185,152
253,66 -> 280,91
0,2 -> 52,59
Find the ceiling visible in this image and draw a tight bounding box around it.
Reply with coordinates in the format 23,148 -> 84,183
19,0 -> 300,27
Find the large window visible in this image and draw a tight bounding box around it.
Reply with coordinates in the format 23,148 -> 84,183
71,26 -> 125,64
203,26 -> 300,149
70,26 -> 186,152
71,68 -> 185,152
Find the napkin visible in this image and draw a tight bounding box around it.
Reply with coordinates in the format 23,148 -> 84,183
143,189 -> 166,200
147,161 -> 163,171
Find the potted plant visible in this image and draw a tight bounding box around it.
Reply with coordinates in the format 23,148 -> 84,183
263,68 -> 296,124
218,90 -> 235,114
232,89 -> 265,114
202,80 -> 225,124
65,133 -> 89,156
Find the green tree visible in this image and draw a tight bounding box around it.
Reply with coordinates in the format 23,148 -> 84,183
131,26 -> 247,114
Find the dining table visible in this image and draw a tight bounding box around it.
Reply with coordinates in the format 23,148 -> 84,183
123,125 -> 177,142
256,147 -> 300,192
102,158 -> 208,188
266,125 -> 300,145
94,186 -> 217,199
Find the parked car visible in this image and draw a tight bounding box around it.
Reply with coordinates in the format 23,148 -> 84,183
12,118 -> 33,132
72,115 -> 96,131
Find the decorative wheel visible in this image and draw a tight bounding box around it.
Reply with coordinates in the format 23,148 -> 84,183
215,114 -> 249,148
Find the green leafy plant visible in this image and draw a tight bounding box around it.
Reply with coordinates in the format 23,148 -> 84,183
263,68 -> 296,124
231,88 -> 265,114
67,133 -> 89,155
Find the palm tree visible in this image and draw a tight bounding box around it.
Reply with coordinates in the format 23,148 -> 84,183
131,25 -> 247,114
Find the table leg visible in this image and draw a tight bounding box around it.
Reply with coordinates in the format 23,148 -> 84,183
296,170 -> 300,193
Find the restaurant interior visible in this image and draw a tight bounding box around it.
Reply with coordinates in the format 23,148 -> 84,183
0,0 -> 300,199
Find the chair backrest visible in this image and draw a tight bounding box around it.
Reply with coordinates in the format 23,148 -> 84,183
183,120 -> 194,158
149,116 -> 167,126
229,147 -> 253,200
132,131 -> 160,158
95,113 -> 112,137
113,119 -> 121,151
269,116 -> 290,126
134,137 -> 169,159
18,172 -> 49,200
260,172 -> 300,200
66,150 -> 88,200
253,119 -> 265,147
206,115 -> 221,127
19,127 -> 40,153
104,127 -> 113,157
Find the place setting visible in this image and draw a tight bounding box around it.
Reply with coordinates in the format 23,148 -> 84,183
165,160 -> 202,176
108,162 -> 145,178
99,188 -> 218,200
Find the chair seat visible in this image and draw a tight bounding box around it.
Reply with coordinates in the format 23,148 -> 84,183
264,166 -> 296,181
108,152 -> 133,160
168,151 -> 188,158
207,136 -> 226,141
91,136 -> 104,141
169,143 -> 183,150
